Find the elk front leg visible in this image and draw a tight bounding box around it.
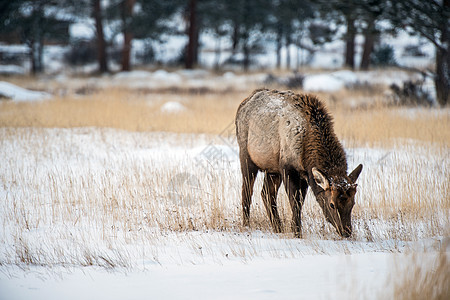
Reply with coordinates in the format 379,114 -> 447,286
283,170 -> 305,238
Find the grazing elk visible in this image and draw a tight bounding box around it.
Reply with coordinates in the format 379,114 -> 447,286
235,89 -> 363,238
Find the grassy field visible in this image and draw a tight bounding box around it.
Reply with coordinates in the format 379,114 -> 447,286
1,77 -> 449,144
0,74 -> 449,298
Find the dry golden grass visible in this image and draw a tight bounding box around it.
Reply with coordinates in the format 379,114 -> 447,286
0,89 -> 245,134
1,87 -> 449,148
334,107 -> 450,147
389,249 -> 450,300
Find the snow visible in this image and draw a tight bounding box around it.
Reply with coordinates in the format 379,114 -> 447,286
92,69 -> 266,91
0,43 -> 29,54
43,45 -> 69,74
152,69 -> 182,83
112,70 -> 183,86
383,31 -> 435,68
0,127 -> 447,299
110,68 -> 395,93
309,51 -> 343,69
0,67 -> 435,101
0,65 -> 26,75
113,70 -> 153,79
303,73 -> 345,92
160,101 -> 187,113
69,21 -> 95,40
301,69 -> 431,92
302,70 -> 372,92
223,71 -> 236,79
0,81 -> 51,101
331,70 -> 359,83
177,69 -> 210,78
2,252 -> 435,300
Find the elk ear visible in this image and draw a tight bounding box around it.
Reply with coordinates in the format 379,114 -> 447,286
349,164 -> 363,182
312,167 -> 329,190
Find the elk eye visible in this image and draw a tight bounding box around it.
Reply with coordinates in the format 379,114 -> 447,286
330,203 -> 335,209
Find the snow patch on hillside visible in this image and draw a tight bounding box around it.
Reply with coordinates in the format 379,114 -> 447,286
303,73 -> 345,92
160,101 -> 187,113
0,65 -> 26,75
0,81 -> 51,101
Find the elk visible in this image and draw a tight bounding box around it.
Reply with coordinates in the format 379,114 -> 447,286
235,89 -> 363,238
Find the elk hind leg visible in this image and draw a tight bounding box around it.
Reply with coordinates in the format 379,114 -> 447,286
262,172 -> 282,233
240,156 -> 258,227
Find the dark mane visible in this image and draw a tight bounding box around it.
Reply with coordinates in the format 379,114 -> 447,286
292,93 -> 347,177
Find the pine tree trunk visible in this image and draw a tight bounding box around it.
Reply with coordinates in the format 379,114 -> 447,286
242,32 -> 250,71
296,34 -> 303,69
121,0 -> 135,71
345,17 -> 356,70
232,22 -> 240,55
435,8 -> 449,106
37,39 -> 43,73
276,27 -> 282,69
29,3 -> 44,75
360,20 -> 376,70
185,0 -> 197,69
435,49 -> 449,106
285,33 -> 292,70
92,0 -> 108,73
214,33 -> 221,69
193,19 -> 199,65
30,40 -> 38,75
29,38 -> 44,75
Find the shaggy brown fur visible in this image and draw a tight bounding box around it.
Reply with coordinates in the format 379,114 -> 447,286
289,92 -> 347,176
235,88 -> 362,238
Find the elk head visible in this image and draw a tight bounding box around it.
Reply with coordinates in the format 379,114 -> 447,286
311,164 -> 363,238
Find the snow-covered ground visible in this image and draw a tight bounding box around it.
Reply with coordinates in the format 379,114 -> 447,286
0,127 -> 448,299
0,68 -> 424,107
2,251 -> 445,300
0,65 -> 26,76
0,81 -> 51,101
0,67 -> 435,104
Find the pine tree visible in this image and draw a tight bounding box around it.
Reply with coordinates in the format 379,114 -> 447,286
113,0 -> 181,69
359,0 -> 387,70
318,0 -> 362,70
388,0 -> 450,106
92,0 -> 109,73
271,0 -> 315,69
185,0 -> 198,69
0,0 -> 73,74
